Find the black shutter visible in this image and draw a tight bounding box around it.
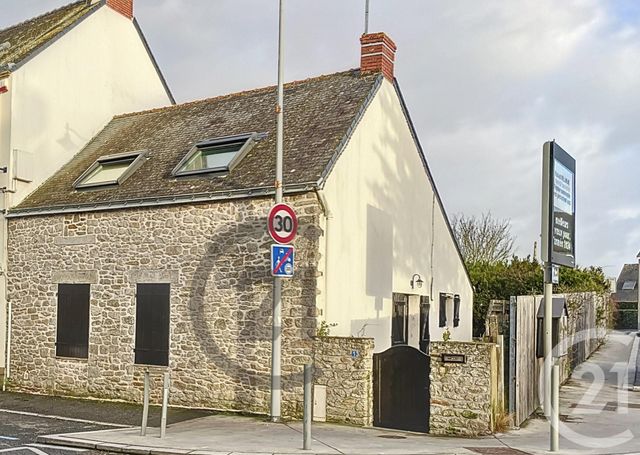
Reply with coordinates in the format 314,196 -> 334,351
439,293 -> 447,327
419,296 -> 430,353
135,283 -> 170,366
56,284 -> 90,358
453,294 -> 461,328
391,293 -> 408,345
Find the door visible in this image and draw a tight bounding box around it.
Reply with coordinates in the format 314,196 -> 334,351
373,345 -> 430,433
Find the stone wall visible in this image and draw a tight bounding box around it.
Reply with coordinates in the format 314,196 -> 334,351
429,341 -> 499,436
313,336 -> 374,426
7,193 -> 323,418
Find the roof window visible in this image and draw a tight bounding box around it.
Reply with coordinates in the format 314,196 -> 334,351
172,133 -> 260,177
622,280 -> 637,290
74,151 -> 145,189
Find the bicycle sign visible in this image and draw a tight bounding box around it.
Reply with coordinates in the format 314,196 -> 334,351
267,203 -> 298,244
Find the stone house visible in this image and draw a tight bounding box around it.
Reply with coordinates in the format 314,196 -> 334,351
613,259 -> 639,330
5,32 -> 472,423
0,0 -> 173,373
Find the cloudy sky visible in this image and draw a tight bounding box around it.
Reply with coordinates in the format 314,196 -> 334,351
3,0 -> 639,277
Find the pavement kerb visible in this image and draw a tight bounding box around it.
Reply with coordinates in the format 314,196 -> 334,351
37,435 -> 266,455
36,433 -> 476,455
37,435 -> 98,449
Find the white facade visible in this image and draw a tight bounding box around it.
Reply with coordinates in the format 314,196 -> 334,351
317,79 -> 473,352
0,4 -> 173,368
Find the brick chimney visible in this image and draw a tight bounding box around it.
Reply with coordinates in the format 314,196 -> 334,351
360,32 -> 397,81
107,0 -> 133,19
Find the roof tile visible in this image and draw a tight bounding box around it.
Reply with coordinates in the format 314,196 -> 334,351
15,70 -> 382,212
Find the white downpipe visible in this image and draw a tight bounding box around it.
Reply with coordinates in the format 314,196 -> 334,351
315,189 -> 332,321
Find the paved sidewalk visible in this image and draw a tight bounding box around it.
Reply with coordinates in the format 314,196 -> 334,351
25,331 -> 640,455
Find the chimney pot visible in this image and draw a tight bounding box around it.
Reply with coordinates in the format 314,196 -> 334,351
360,32 -> 397,80
107,0 -> 133,19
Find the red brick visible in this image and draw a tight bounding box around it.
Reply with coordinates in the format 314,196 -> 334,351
107,0 -> 133,19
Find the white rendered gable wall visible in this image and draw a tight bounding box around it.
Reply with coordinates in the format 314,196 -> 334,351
8,5 -> 172,205
318,79 -> 473,352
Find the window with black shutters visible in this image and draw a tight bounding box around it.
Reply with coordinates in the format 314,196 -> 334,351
419,296 -> 430,353
391,293 -> 408,345
453,294 -> 461,327
439,293 -> 448,327
56,284 -> 90,359
135,283 -> 170,366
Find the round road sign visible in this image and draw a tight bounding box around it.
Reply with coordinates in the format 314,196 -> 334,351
268,203 -> 298,244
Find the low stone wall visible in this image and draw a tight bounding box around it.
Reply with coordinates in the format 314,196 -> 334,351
429,341 -> 499,436
313,336 -> 374,426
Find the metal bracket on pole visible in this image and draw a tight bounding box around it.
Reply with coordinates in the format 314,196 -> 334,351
303,364 -> 313,450
160,372 -> 170,439
140,368 -> 150,436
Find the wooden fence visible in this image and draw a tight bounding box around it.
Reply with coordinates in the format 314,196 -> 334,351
507,292 -> 608,427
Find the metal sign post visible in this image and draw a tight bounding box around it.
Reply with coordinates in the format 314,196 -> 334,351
270,0 -> 286,423
541,140 -> 576,452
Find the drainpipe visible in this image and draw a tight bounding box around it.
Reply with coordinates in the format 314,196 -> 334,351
0,73 -> 12,388
314,189 -> 332,322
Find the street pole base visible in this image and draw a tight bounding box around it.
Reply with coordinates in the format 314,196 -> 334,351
270,416 -> 282,423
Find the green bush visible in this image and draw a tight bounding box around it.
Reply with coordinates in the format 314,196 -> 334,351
470,257 -> 610,337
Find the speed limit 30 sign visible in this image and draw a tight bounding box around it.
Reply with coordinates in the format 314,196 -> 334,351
267,203 -> 298,244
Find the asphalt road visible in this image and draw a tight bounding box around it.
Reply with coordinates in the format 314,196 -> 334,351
0,409 -> 110,455
0,391 -> 216,455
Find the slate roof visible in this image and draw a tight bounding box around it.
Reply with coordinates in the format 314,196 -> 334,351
13,70 -> 382,214
614,264 -> 639,303
0,1 -> 101,70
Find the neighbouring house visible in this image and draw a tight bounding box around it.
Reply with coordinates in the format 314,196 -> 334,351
0,0 -> 174,372
613,260 -> 639,330
5,32 -> 472,427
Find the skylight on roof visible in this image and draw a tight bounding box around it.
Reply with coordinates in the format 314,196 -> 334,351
172,133 -> 259,177
74,151 -> 145,189
622,280 -> 637,290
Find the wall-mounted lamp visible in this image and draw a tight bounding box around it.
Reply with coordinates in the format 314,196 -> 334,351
410,274 -> 424,290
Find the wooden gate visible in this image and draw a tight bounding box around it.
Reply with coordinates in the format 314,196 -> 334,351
373,346 -> 430,433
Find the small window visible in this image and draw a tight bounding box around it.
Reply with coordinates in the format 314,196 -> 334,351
391,293 -> 408,345
135,283 -> 170,366
622,280 -> 637,290
74,151 -> 145,189
173,133 -> 260,177
56,284 -> 90,358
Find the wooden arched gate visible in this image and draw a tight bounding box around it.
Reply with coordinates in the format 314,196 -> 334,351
373,345 -> 430,433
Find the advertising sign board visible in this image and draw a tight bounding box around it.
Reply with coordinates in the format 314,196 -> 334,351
542,141 -> 576,268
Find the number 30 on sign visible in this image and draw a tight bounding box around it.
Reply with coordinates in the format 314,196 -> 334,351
267,203 -> 298,244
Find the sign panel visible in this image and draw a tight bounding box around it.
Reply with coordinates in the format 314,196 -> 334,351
542,141 -> 576,268
271,244 -> 294,278
268,203 -> 298,244
441,354 -> 466,364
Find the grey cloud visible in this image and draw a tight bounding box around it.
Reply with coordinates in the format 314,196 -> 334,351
2,0 -> 638,275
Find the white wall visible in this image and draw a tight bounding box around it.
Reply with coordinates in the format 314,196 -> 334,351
8,5 -> 172,205
319,79 -> 473,353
